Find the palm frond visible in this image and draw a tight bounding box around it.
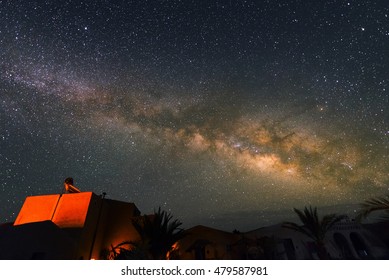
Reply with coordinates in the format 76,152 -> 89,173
321,213 -> 346,237
131,207 -> 185,259
282,221 -> 315,240
283,206 -> 345,242
356,195 -> 389,221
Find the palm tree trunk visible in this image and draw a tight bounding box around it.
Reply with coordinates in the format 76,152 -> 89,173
316,241 -> 330,260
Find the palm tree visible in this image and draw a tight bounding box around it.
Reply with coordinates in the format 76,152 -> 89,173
356,194 -> 389,221
131,207 -> 186,260
101,207 -> 185,260
283,206 -> 346,259
101,241 -> 149,260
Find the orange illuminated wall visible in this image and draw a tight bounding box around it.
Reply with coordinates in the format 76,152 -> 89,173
14,192 -> 97,228
52,192 -> 95,228
89,199 -> 141,259
14,194 -> 61,226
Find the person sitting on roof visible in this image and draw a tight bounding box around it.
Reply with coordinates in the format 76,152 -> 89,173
64,177 -> 81,193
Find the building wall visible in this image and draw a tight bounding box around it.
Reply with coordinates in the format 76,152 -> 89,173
1,192 -> 142,259
12,192 -> 103,259
176,226 -> 241,260
0,221 -> 77,259
246,220 -> 389,260
14,194 -> 61,225
176,221 -> 389,260
89,198 -> 142,260
327,221 -> 389,260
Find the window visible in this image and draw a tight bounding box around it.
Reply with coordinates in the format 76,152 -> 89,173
350,232 -> 370,259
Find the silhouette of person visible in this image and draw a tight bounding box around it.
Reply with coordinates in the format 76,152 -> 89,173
64,177 -> 81,193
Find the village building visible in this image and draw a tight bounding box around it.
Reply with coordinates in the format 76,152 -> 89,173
174,219 -> 389,260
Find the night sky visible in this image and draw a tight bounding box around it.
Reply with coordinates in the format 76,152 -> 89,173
1,0 -> 388,231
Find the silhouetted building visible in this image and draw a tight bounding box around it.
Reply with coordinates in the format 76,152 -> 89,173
174,219 -> 389,260
0,192 -> 141,259
175,225 -> 241,260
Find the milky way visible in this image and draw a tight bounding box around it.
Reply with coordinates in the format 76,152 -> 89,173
1,1 -> 388,230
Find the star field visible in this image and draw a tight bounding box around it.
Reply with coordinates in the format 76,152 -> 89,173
1,1 -> 388,230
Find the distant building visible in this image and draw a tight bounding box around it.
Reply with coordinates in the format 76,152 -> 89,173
174,218 -> 389,260
0,192 -> 141,259
174,225 -> 241,260
243,218 -> 389,260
